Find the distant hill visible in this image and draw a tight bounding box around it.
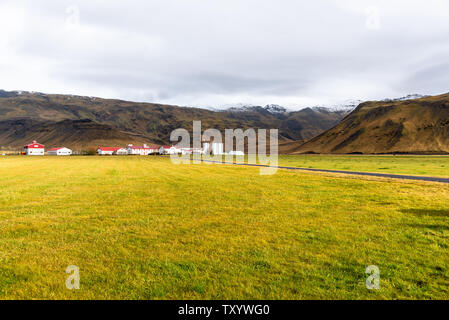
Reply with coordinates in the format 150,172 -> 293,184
0,90 -> 348,150
292,93 -> 449,154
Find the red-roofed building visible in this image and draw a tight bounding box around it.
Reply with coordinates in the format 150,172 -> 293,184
97,147 -> 119,155
24,141 -> 45,155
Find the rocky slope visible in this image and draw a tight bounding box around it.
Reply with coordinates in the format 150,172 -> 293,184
292,93 -> 449,154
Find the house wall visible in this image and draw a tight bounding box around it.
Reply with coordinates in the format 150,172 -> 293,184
57,149 -> 72,156
26,148 -> 44,155
128,148 -> 153,155
48,148 -> 72,156
98,150 -> 114,155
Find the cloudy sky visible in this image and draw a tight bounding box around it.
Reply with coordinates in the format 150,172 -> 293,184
0,0 -> 448,109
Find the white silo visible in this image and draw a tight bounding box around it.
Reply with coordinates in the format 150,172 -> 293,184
211,142 -> 224,155
203,142 -> 211,154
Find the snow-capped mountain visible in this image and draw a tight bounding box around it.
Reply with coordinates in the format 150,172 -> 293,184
225,104 -> 288,114
264,104 -> 288,114
311,99 -> 364,113
215,94 -> 430,115
382,94 -> 429,102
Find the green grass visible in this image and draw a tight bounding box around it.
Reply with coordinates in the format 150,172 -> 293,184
217,154 -> 449,178
278,155 -> 449,177
0,156 -> 448,299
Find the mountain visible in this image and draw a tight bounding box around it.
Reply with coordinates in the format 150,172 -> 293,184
218,103 -> 348,141
383,94 -> 428,102
0,90 -> 348,150
291,93 -> 449,154
226,104 -> 288,114
311,99 -> 364,112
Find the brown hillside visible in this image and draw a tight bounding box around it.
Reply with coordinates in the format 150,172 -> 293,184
0,90 -> 347,149
292,93 -> 449,154
0,119 -> 148,150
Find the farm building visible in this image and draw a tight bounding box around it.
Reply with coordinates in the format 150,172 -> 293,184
24,141 -> 45,156
97,147 -> 120,155
127,144 -> 159,155
47,147 -> 72,156
115,148 -> 128,155
159,146 -> 181,155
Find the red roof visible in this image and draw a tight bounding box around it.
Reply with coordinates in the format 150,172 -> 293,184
24,141 -> 44,149
161,145 -> 173,149
48,147 -> 63,151
98,147 -> 121,152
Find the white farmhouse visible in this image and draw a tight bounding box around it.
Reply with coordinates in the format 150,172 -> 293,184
47,147 -> 72,156
24,141 -> 45,156
127,144 -> 159,155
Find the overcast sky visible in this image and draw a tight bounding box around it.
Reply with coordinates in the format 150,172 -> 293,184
1,0 -> 448,109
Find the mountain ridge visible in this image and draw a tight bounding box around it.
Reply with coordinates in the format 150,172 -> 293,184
0,90 -> 348,150
292,93 -> 449,154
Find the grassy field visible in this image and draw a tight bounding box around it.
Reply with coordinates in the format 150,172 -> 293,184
277,155 -> 449,177
217,154 -> 449,178
0,156 -> 448,299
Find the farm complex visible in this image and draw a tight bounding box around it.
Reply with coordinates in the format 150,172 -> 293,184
21,141 -> 228,156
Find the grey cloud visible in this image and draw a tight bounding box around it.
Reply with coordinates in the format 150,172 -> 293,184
1,0 -> 449,109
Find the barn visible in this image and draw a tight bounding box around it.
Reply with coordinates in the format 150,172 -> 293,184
47,147 -> 73,156
97,147 -> 119,155
24,141 -> 45,156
